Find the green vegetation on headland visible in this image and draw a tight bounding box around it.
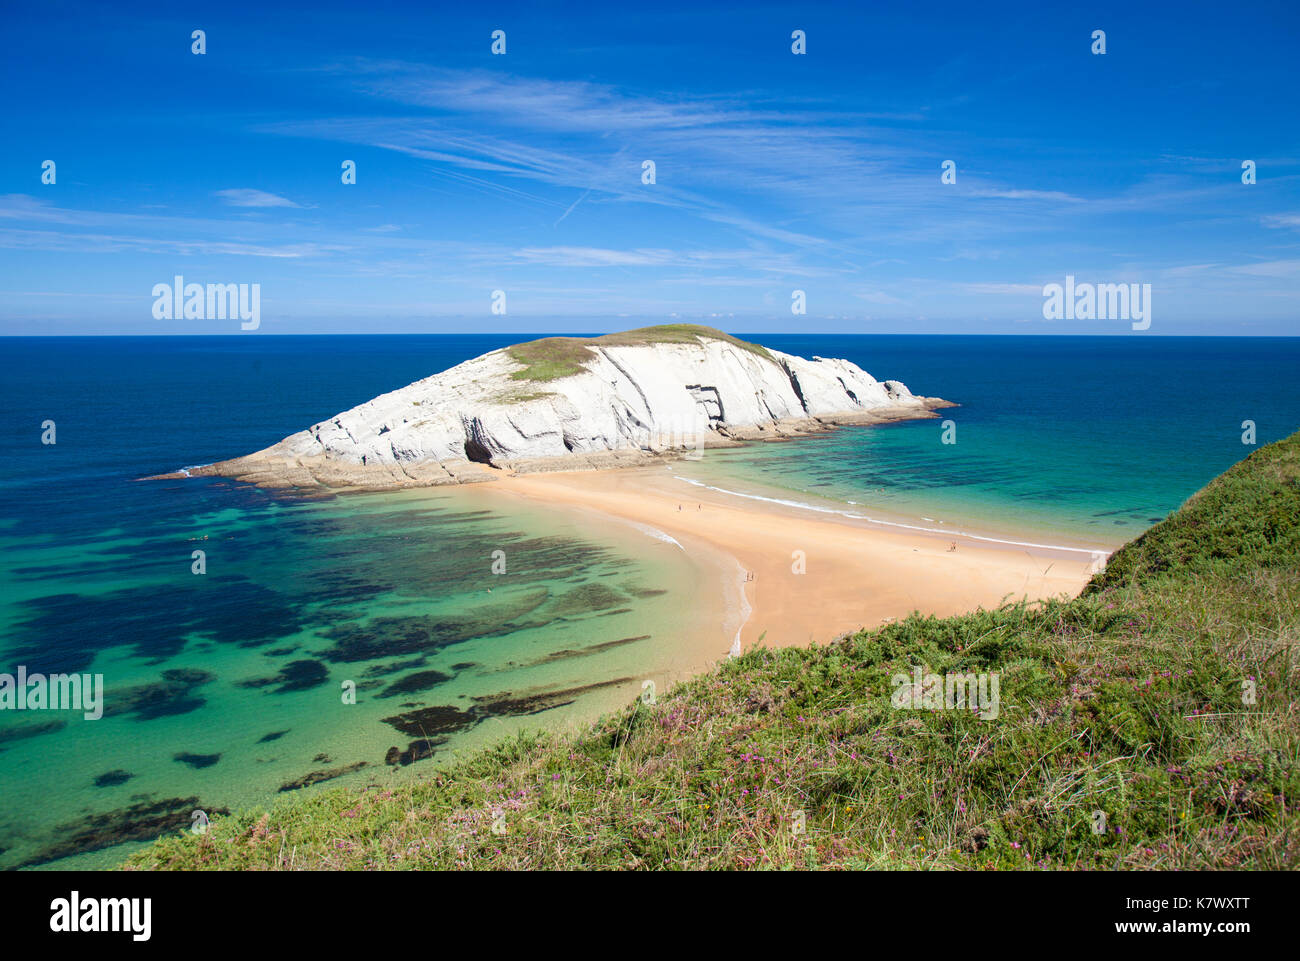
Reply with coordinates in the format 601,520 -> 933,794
505,324 -> 774,382
128,433 -> 1300,870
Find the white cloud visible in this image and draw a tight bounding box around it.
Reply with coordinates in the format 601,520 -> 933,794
215,188 -> 302,208
967,188 -> 1084,203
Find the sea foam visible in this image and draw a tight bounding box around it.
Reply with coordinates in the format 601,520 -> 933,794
673,476 -> 1104,556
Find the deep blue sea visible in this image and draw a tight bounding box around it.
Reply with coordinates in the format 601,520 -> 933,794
2,334 -> 1298,869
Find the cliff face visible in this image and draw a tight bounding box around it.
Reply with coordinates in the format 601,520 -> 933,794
188,327 -> 949,490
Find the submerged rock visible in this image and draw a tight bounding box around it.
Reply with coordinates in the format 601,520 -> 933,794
384,739 -> 442,766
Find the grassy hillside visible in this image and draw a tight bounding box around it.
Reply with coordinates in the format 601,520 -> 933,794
128,434 -> 1300,870
505,324 -> 774,382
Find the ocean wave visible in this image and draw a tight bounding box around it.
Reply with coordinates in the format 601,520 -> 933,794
624,520 -> 686,551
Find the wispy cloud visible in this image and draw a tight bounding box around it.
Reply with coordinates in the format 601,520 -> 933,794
5,39 -> 1299,332
0,227 -> 346,259
959,282 -> 1043,296
215,188 -> 302,208
0,195 -> 350,259
509,246 -> 679,268
1230,259 -> 1300,278
967,188 -> 1084,203
1263,213 -> 1300,229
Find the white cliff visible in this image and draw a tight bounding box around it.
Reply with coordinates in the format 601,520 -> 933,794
186,326 -> 949,490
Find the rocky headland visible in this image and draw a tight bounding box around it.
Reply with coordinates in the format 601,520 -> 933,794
170,325 -> 952,491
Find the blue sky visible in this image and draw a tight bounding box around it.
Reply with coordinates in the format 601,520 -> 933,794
2,0 -> 1298,335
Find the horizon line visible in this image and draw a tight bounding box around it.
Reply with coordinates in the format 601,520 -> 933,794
3,331 -> 1298,339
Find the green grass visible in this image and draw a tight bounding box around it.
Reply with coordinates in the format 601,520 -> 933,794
490,387 -> 558,405
504,324 -> 775,382
127,433 -> 1300,870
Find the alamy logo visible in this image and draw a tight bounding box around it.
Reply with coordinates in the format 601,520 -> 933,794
152,275 -> 260,330
0,666 -> 103,720
626,423 -> 706,460
891,664 -> 1000,720
1042,275 -> 1151,331
50,891 -> 151,941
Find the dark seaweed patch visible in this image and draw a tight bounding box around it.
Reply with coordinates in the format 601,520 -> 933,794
307,524 -> 626,610
0,718 -> 65,747
546,583 -> 628,616
173,752 -> 221,769
361,656 -> 428,678
11,796 -> 230,869
473,677 -> 635,718
278,761 -> 367,792
380,675 -> 637,739
93,770 -> 134,788
321,589 -> 550,662
273,659 -> 329,692
113,669 -> 215,721
523,635 -> 651,667
380,704 -> 482,739
8,579 -> 301,673
384,739 -> 443,766
306,570 -> 387,604
238,659 -> 329,694
377,670 -> 451,699
624,587 -> 668,599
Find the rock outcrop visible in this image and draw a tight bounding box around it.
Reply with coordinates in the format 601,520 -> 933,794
179,326 -> 951,490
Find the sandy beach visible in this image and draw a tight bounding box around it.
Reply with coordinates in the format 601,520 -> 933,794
467,462 -> 1102,667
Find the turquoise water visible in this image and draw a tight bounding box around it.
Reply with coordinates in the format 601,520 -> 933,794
1,334 -> 1298,868
0,483 -> 704,869
682,335 -> 1300,549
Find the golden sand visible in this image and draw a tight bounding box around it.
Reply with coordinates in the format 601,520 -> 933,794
465,463 -> 1098,666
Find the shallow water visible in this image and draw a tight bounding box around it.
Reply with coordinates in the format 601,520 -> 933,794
0,482 -> 712,869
